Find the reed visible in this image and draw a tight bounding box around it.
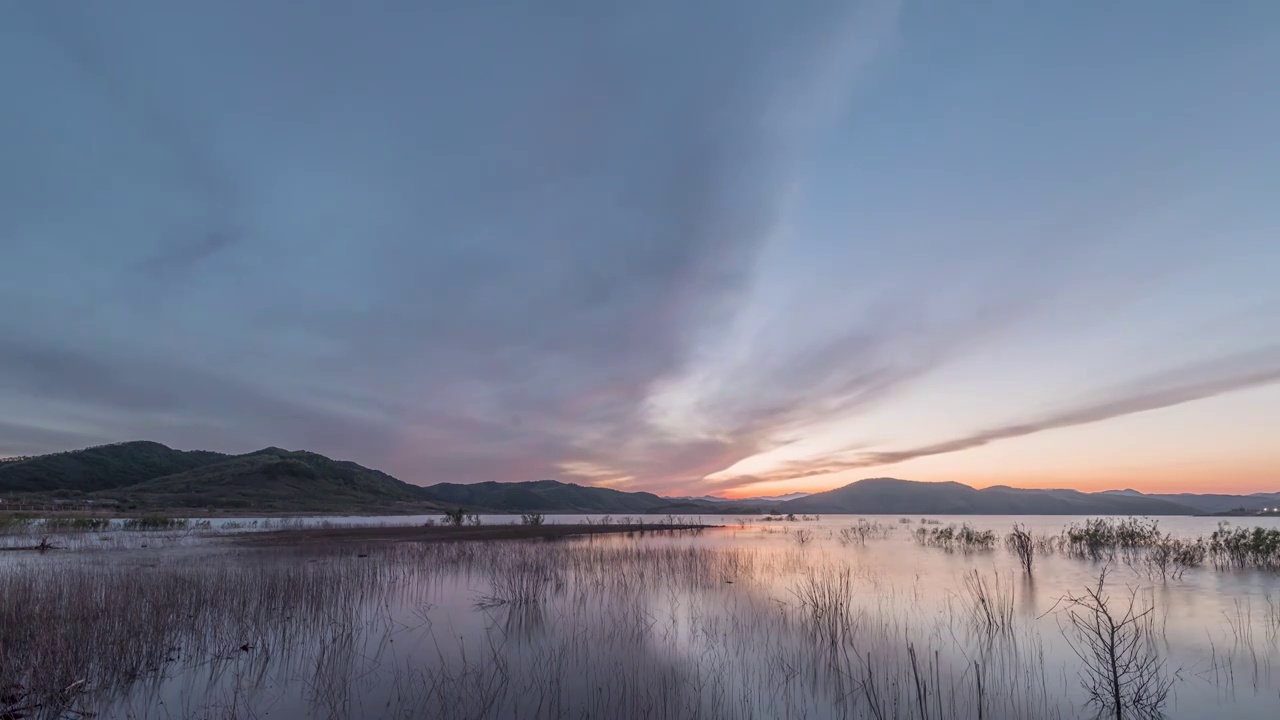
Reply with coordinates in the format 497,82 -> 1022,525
1005,524 -> 1035,575
960,569 -> 1014,639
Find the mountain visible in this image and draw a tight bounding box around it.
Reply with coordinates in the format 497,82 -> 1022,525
676,493 -> 810,503
104,447 -> 437,511
1099,489 -> 1280,514
421,480 -> 730,514
0,441 -> 228,493
781,478 -> 1197,515
5,442 -> 1268,516
0,443 -> 737,514
0,442 -> 438,513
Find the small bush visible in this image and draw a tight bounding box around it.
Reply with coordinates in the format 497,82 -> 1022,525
520,512 -> 545,526
1144,535 -> 1205,579
1210,523 -> 1280,571
1006,524 -> 1035,575
1064,517 -> 1162,560
1058,570 -> 1172,718
443,508 -> 466,527
838,520 -> 892,546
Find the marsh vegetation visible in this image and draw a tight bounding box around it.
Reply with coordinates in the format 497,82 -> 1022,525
1,514 -> 1279,719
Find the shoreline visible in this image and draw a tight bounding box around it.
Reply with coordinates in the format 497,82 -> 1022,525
236,522 -> 715,546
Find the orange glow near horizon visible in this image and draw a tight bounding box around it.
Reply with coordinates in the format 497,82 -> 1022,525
705,459 -> 1280,499
698,387 -> 1280,499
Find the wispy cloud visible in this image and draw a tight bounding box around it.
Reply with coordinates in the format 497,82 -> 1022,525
712,347 -> 1280,490
2,2 -> 1277,495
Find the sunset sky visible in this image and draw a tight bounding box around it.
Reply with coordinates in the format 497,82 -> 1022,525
2,1 -> 1277,497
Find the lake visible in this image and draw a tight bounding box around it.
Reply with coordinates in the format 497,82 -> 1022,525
3,514 -> 1280,719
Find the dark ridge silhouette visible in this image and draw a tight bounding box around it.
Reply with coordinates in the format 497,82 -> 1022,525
780,477 -> 1199,515
5,442 -> 1273,515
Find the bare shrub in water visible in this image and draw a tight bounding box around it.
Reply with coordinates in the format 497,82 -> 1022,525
1058,570 -> 1172,719
443,508 -> 466,526
838,520 -> 893,546
1142,535 -> 1206,580
520,512 -> 545,526
792,528 -> 814,546
1064,517 -> 1162,560
1209,522 -> 1280,571
1006,524 -> 1035,575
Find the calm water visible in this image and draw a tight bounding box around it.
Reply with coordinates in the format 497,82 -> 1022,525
4,515 -> 1280,719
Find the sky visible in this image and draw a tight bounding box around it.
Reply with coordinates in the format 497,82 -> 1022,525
2,1 -> 1278,498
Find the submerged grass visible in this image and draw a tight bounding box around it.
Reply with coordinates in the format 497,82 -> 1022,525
3,517 -> 1277,719
1064,518 -> 1162,560
0,537 -> 1081,720
959,570 -> 1014,639
915,524 -> 997,552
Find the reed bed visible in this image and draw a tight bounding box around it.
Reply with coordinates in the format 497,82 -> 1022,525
914,524 -> 997,552
1,537 -> 1079,720
3,517 -> 1278,718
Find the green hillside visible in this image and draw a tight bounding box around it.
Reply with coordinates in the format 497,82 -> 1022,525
0,441 -> 227,493
421,479 -> 729,514
0,442 -> 439,513
104,447 -> 438,512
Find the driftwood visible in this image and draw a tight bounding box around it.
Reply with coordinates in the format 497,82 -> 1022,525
0,537 -> 59,553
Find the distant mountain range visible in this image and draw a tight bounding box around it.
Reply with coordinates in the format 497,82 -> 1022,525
0,442 -> 434,512
783,478 -> 1196,515
674,493 -> 811,503
1098,489 -> 1280,515
421,480 -> 726,514
1,442 -> 1276,516
0,442 -> 737,514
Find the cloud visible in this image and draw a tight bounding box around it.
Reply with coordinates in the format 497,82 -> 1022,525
6,2 -> 1273,497
0,420 -> 107,458
16,4 -> 242,275
717,347 -> 1280,488
0,2 -> 904,486
0,334 -> 399,462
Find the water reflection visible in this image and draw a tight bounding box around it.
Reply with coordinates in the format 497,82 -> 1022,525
2,517 -> 1279,718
